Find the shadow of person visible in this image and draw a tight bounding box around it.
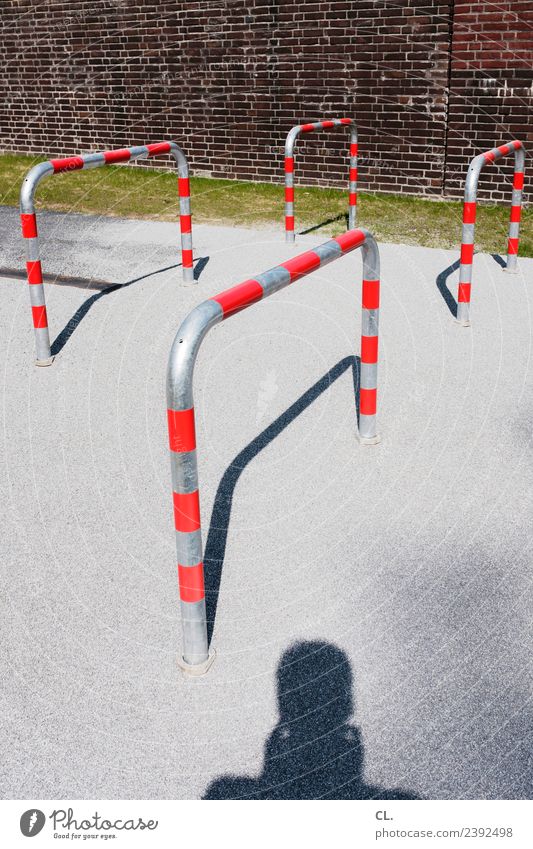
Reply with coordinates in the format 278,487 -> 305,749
203,641 -> 419,800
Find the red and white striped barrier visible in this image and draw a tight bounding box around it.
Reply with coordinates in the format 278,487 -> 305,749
284,118 -> 357,243
20,141 -> 195,365
167,227 -> 381,674
457,140 -> 525,326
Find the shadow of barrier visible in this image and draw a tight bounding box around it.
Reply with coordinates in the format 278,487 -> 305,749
203,355 -> 360,643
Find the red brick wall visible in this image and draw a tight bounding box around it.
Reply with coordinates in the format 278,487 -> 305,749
0,0 -> 530,203
446,0 -> 532,202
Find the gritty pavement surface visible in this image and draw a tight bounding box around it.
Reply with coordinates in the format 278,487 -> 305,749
0,206 -> 532,800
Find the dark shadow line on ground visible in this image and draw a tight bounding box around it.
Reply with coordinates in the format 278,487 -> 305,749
298,212 -> 349,236
194,256 -> 209,279
435,258 -> 459,319
50,256 -> 209,356
204,355 -> 360,643
491,253 -> 506,269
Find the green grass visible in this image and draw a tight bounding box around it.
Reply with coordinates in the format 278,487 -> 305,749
1,152 -> 531,256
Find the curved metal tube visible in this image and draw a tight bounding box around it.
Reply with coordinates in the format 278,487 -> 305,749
20,141 -> 194,365
284,118 -> 358,243
167,227 -> 381,673
457,140 -> 525,326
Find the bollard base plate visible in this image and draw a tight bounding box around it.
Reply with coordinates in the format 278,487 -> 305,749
502,266 -> 518,274
359,433 -> 381,446
35,356 -> 55,367
178,648 -> 216,677
455,319 -> 471,328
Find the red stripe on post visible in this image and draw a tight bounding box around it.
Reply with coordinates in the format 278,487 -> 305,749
301,123 -> 316,132
510,205 -> 521,224
180,214 -> 192,234
359,388 -> 377,416
340,118 -> 352,125
512,140 -> 523,150
458,283 -> 471,303
26,260 -> 43,284
103,148 -> 131,164
483,150 -> 496,163
497,144 -> 511,155
285,215 -> 294,231
50,156 -> 85,173
463,202 -> 477,224
349,192 -> 357,205
212,279 -> 263,317
182,249 -> 193,268
284,157 -> 294,173
361,335 -> 378,364
507,238 -> 519,255
362,279 -> 380,310
321,120 -> 335,129
334,230 -> 366,252
513,171 -> 524,190
350,143 -> 358,156
146,142 -> 171,156
178,562 -> 205,603
31,305 -> 48,328
167,408 -> 196,453
460,243 -> 474,265
178,177 -> 190,197
21,213 -> 38,238
285,186 -> 294,202
173,490 -> 201,532
282,251 -> 321,282
349,167 -> 357,181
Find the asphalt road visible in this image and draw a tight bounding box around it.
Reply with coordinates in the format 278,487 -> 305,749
0,206 -> 531,800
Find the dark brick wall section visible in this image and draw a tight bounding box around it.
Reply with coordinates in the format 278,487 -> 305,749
0,1 -> 531,203
446,1 -> 532,202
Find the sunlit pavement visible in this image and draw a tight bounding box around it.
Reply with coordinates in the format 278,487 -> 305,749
1,207 -> 531,800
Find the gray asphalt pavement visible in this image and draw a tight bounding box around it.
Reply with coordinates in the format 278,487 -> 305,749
0,206 -> 531,800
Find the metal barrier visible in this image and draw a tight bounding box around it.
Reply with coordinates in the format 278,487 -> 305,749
20,141 -> 195,365
166,227 -> 381,674
457,140 -> 525,326
284,118 -> 357,243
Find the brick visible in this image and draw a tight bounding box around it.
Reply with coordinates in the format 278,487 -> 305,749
0,0 -> 530,203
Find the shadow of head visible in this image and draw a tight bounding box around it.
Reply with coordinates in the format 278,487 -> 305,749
203,640 -> 419,800
276,640 -> 353,730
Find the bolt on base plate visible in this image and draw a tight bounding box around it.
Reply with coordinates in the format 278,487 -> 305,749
178,648 -> 216,677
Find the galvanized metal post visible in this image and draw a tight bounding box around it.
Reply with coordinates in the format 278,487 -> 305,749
284,118 -> 357,243
166,227 -> 381,674
20,141 -> 195,365
457,140 -> 525,326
